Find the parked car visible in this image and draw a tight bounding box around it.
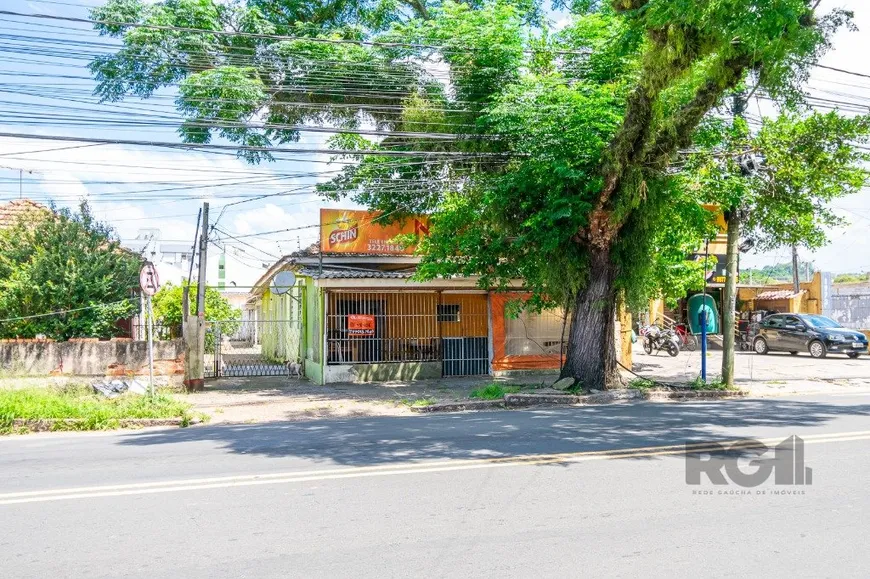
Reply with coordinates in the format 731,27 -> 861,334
753,313 -> 868,359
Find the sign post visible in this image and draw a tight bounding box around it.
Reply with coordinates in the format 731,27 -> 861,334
139,263 -> 160,397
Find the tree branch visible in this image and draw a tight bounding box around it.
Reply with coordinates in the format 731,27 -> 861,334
644,56 -> 751,170
584,26 -> 708,247
403,0 -> 430,19
612,0 -> 650,11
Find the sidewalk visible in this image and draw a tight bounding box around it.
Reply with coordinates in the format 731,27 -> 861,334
740,377 -> 870,397
180,370 -> 870,425
631,343 -> 870,383
180,373 -> 558,424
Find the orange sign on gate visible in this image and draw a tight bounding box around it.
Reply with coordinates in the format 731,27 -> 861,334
320,209 -> 429,254
348,314 -> 376,336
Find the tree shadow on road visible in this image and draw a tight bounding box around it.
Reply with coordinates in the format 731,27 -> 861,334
117,398 -> 870,467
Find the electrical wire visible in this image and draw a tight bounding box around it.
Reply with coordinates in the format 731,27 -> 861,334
0,298 -> 136,323
0,9 -> 592,56
0,131 -> 516,158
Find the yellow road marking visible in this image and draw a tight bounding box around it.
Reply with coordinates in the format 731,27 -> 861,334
2,430 -> 869,505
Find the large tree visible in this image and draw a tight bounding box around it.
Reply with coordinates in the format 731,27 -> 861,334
90,0 -> 852,388
0,202 -> 141,340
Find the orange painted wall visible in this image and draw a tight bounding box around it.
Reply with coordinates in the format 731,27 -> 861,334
491,293 -> 562,371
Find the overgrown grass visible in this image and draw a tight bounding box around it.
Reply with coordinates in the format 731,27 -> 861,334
400,397 -> 437,408
0,384 -> 195,434
689,375 -> 733,391
627,377 -> 656,390
469,384 -> 521,400
410,397 -> 437,408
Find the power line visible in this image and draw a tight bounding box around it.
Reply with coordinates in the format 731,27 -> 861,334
815,64 -> 870,80
0,9 -> 590,56
0,131 -> 515,158
0,298 -> 136,323
0,142 -> 104,157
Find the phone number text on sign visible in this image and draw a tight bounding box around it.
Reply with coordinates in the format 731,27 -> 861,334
348,314 -> 375,336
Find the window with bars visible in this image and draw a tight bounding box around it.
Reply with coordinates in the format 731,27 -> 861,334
437,304 -> 460,322
326,291 -> 439,364
325,292 -> 489,366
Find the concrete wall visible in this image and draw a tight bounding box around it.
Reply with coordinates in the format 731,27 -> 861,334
323,362 -> 442,383
305,356 -> 324,385
305,278 -> 322,364
738,272 -> 823,314
0,339 -> 184,376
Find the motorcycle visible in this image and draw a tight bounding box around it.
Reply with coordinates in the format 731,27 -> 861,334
642,325 -> 680,357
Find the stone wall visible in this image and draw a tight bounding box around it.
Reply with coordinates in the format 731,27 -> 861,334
0,338 -> 185,376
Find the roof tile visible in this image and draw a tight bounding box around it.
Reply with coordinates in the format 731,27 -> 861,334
0,199 -> 48,229
297,267 -> 413,280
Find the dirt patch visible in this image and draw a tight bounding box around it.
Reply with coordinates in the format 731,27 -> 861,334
181,375 -> 556,424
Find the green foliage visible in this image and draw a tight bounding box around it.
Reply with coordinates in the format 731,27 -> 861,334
749,113 -> 870,250
0,385 -> 192,434
686,111 -> 870,266
152,282 -> 241,329
834,273 -> 870,284
469,383 -> 520,399
408,397 -> 437,407
89,0 -> 856,385
627,377 -> 655,390
0,202 -> 140,340
689,375 -> 731,391
739,262 -> 816,285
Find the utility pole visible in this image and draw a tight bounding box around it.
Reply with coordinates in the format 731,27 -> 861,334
721,91 -> 749,389
196,202 -> 209,318
792,245 -> 801,294
183,203 -> 208,392
721,206 -> 740,387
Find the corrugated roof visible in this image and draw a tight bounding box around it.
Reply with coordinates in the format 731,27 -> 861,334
755,289 -> 803,301
298,267 -> 413,279
0,199 -> 48,229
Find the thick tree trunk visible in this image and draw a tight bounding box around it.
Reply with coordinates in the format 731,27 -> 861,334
561,247 -> 621,390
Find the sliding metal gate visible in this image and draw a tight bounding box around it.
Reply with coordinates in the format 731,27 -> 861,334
205,319 -> 302,378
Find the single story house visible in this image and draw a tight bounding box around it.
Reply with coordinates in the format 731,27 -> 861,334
240,209 -> 632,384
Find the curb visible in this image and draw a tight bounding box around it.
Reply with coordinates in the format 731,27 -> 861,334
7,417 -> 198,432
412,389 -> 747,414
411,400 -> 505,413
504,393 -> 586,407
642,390 -> 748,401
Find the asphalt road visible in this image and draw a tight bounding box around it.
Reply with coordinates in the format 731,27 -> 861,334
4,394 -> 870,578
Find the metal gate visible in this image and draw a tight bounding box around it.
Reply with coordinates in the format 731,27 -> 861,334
442,336 -> 489,376
205,319 -> 303,378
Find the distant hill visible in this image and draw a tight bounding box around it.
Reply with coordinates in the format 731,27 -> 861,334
740,261 -> 815,285
833,273 -> 870,284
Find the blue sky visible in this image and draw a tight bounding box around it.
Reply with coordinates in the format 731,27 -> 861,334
1,0 -> 869,287
1,0 -> 349,288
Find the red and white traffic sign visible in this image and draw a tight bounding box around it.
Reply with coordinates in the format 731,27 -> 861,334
139,262 -> 160,296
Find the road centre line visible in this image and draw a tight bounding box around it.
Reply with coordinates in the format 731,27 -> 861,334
2,430 -> 869,505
